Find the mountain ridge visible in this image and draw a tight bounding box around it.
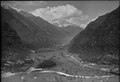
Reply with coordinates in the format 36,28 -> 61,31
69,6 -> 119,65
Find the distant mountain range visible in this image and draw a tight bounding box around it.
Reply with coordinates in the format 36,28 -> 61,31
52,19 -> 83,36
69,6 -> 119,65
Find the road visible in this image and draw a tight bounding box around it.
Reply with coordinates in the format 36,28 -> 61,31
1,49 -> 119,82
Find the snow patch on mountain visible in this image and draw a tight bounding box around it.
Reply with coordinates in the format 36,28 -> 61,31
51,19 -> 81,27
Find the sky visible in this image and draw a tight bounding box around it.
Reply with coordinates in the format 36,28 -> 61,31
1,1 -> 119,28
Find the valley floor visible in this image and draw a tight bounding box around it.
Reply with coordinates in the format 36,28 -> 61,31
1,47 -> 119,82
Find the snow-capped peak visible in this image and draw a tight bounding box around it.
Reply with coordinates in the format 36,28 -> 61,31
11,7 -> 22,12
51,19 -> 79,27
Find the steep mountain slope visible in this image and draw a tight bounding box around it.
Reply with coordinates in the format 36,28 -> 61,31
1,6 -> 61,49
69,7 -> 119,65
1,19 -> 33,73
19,10 -> 66,39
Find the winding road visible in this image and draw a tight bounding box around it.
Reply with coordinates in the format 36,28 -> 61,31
2,53 -> 119,82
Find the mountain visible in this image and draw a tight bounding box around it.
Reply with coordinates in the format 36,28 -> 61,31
69,7 -> 119,65
19,10 -> 66,39
52,19 -> 83,36
19,9 -> 83,45
50,19 -> 83,45
1,5 -> 65,49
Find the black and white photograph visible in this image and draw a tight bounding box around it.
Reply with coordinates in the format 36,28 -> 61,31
1,1 -> 119,82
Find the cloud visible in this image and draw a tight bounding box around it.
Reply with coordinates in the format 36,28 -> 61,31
31,4 -> 88,23
1,1 -> 47,11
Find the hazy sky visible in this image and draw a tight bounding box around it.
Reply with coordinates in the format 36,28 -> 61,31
1,1 -> 119,28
